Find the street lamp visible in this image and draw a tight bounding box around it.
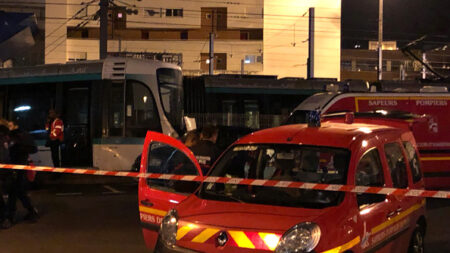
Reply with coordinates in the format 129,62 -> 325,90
378,0 -> 383,81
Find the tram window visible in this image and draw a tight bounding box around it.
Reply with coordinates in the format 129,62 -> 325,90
125,81 -> 161,137
8,83 -> 55,136
109,82 -> 125,136
157,68 -> 183,133
66,88 -> 89,125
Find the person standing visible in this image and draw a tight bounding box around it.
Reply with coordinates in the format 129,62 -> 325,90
46,109 -> 64,167
183,130 -> 200,148
0,119 -> 10,228
4,120 -> 38,227
190,126 -> 221,175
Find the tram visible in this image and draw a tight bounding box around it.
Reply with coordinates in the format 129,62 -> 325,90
0,57 -> 183,171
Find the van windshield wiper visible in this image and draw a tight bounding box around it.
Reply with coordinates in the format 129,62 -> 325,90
201,189 -> 244,203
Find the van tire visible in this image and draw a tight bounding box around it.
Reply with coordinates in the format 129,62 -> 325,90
408,225 -> 425,253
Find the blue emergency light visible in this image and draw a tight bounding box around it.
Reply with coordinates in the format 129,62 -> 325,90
307,110 -> 321,127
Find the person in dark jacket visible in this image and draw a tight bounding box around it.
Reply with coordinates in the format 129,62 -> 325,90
0,119 -> 10,228
3,120 -> 38,227
190,126 -> 221,175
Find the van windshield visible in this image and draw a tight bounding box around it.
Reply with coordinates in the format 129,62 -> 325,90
199,144 -> 350,208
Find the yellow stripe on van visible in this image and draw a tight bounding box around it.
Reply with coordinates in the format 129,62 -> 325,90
421,157 -> 450,161
321,236 -> 361,253
229,231 -> 256,249
177,225 -> 195,240
191,228 -> 220,243
138,206 -> 167,216
371,200 -> 425,234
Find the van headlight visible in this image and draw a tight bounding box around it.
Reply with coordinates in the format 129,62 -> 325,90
275,222 -> 321,253
160,209 -> 178,247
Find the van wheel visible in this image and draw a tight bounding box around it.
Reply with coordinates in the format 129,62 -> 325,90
408,226 -> 424,253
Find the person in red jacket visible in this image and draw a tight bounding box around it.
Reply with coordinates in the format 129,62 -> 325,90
46,109 -> 64,167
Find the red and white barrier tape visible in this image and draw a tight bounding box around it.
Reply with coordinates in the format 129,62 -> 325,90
1,163 -> 449,199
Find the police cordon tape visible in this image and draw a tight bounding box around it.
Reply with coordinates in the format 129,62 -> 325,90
1,163 -> 449,199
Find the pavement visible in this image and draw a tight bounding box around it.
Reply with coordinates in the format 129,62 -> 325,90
0,178 -> 148,253
425,198 -> 450,251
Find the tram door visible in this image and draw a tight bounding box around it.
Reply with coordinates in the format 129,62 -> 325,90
63,86 -> 92,167
0,90 -> 4,117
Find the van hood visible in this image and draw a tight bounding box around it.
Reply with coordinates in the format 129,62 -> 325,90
176,195 -> 336,232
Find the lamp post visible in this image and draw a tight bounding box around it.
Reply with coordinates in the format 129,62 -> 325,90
377,0 -> 383,81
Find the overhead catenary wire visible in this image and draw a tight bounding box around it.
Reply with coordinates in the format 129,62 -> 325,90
0,0 -> 342,20
36,17 -> 449,42
37,15 -> 449,50
44,0 -> 98,39
2,1 -> 447,39
45,14 -> 97,56
38,16 -> 342,35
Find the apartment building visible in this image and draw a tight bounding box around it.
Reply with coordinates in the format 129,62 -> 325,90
2,0 -> 341,79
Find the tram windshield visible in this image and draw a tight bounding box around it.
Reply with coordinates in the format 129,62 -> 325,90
157,68 -> 184,134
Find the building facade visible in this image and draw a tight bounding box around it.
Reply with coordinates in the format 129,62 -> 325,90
263,0 -> 341,78
341,42 -> 450,81
1,0 -> 341,79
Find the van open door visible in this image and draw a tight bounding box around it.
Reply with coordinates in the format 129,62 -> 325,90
138,131 -> 202,249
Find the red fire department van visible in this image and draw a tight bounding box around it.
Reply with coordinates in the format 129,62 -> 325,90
287,88 -> 450,189
138,119 -> 426,252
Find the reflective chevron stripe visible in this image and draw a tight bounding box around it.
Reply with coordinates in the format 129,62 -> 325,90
176,222 -> 282,250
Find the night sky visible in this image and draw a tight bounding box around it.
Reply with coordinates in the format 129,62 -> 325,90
342,0 -> 450,49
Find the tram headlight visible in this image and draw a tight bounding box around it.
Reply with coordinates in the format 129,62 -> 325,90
160,209 -> 178,247
275,222 -> 321,253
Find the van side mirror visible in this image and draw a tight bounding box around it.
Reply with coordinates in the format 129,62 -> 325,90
357,193 -> 386,206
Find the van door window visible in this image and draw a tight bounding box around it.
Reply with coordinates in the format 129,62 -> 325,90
403,141 -> 422,183
356,149 -> 384,187
147,142 -> 200,194
355,148 -> 385,206
384,142 -> 408,188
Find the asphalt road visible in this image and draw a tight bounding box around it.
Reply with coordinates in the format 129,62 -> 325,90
0,178 -> 148,253
0,176 -> 449,253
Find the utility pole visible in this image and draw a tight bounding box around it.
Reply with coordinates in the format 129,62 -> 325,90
307,7 -> 315,79
377,0 -> 383,81
422,52 -> 427,79
400,64 -> 405,80
209,10 -> 215,75
209,33 -> 214,75
99,0 -> 108,59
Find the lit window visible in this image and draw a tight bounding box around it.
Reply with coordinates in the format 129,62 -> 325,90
166,9 -> 183,17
